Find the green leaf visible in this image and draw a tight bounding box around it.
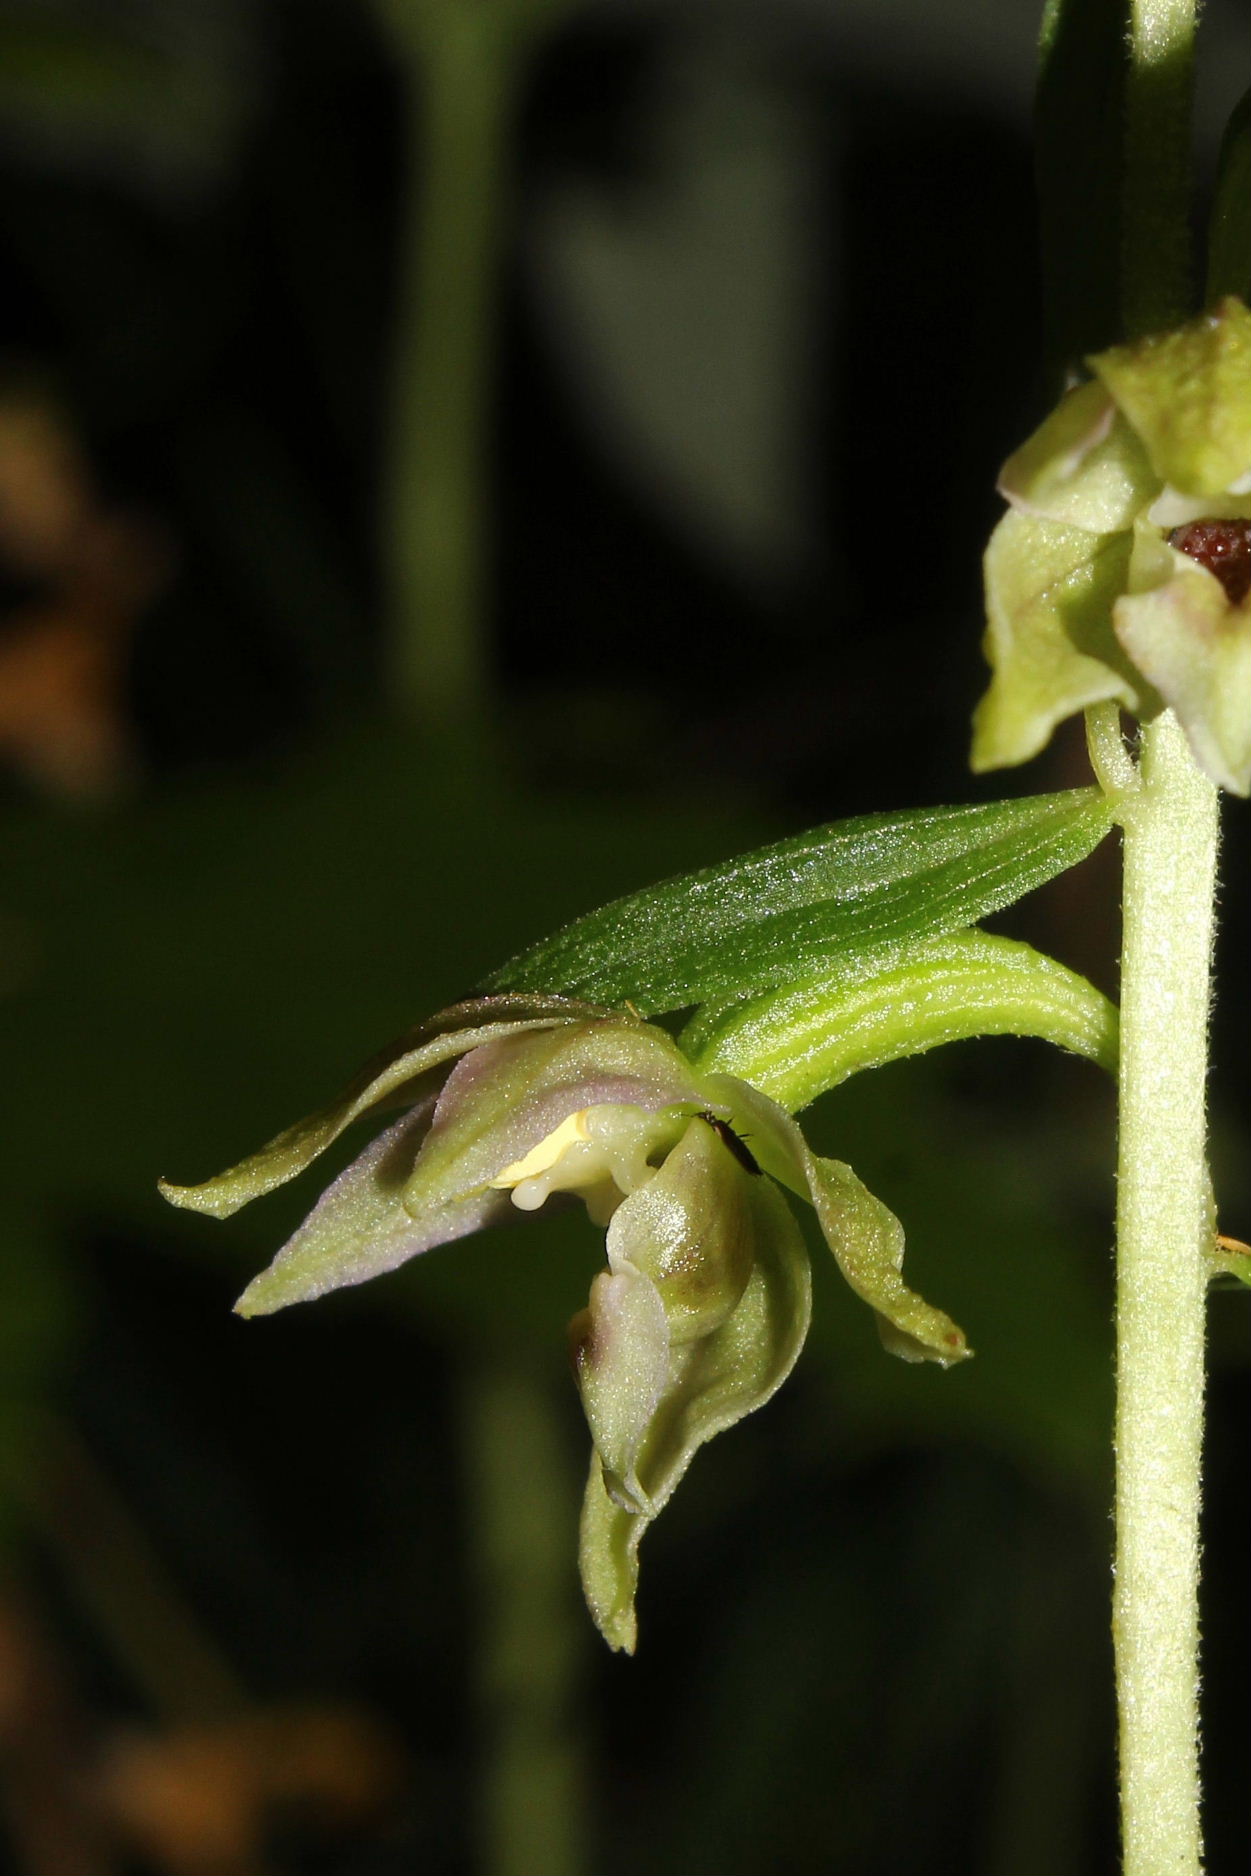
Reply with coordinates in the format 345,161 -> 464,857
1207,85 -> 1251,305
482,789 -> 1118,1016
684,929 -> 1119,1113
972,509 -> 1149,771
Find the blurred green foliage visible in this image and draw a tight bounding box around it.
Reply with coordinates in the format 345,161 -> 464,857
0,2 -> 1246,1874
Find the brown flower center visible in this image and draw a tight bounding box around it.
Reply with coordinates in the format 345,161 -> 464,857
1167,519 -> 1251,605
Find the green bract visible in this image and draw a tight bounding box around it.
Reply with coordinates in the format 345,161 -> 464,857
973,296 -> 1251,794
161,997 -> 967,1653
483,788 -> 1116,1013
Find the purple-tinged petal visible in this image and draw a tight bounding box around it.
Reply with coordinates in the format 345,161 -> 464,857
573,1263 -> 671,1515
401,1018 -> 707,1217
233,1100 -> 510,1317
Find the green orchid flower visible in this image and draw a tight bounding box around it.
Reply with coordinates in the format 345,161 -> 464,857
973,294 -> 1251,794
160,994 -> 966,1653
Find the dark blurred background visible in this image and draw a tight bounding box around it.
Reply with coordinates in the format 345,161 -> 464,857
0,2 -> 1247,1873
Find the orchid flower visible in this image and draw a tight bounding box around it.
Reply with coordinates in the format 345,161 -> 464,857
973,294 -> 1251,793
161,994 -> 966,1652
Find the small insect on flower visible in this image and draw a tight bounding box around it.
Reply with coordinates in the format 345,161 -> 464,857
696,1112 -> 761,1176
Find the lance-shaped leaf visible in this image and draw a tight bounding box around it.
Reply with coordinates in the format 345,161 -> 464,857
683,929 -> 1119,1112
481,789 -> 1117,1015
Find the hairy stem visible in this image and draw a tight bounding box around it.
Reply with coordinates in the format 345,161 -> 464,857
1112,8 -> 1213,1873
1113,712 -> 1218,1876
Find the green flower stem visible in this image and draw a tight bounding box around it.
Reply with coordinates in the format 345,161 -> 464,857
1085,702 -> 1139,800
1113,710 -> 1218,1876
459,1352 -> 588,1876
1122,0 -> 1196,337
1113,9 -> 1215,1871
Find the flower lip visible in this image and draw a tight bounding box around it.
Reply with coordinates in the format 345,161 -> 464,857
1167,519 -> 1251,605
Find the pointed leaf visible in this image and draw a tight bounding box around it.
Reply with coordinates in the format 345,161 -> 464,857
685,929 -> 1119,1112
483,789 -> 1118,1015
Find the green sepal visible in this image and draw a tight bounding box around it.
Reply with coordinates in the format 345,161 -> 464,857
706,1076 -> 969,1368
684,929 -> 1119,1112
159,995 -> 602,1218
578,1174 -> 810,1653
1088,298 -> 1251,497
972,508 -> 1152,771
483,789 -> 1118,1015
998,381 -> 1158,531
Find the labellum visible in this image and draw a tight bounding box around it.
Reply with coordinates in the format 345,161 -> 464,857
1168,520 -> 1251,605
